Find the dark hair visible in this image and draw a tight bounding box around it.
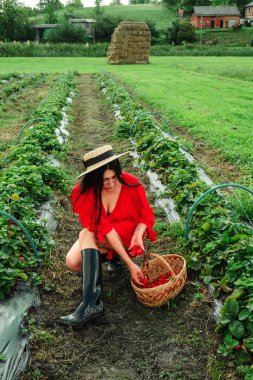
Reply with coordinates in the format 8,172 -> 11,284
73,159 -> 139,236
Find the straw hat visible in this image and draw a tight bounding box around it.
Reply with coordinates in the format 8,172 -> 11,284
77,145 -> 129,179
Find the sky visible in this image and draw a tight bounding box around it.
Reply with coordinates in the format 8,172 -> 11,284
19,0 -> 129,8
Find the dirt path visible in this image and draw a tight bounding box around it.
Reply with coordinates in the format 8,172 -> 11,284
21,75 -> 235,380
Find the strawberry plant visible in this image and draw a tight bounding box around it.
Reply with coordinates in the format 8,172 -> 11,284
97,72 -> 253,375
0,71 -> 76,299
0,74 -> 46,110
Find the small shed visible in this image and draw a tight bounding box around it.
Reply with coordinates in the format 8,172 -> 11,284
33,24 -> 59,40
190,6 -> 240,29
244,1 -> 253,21
69,19 -> 95,36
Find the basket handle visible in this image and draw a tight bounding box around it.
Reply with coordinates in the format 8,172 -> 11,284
142,252 -> 176,279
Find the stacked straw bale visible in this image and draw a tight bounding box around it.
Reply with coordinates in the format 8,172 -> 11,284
108,21 -> 151,64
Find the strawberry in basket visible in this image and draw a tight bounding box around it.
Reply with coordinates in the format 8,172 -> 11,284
128,245 -> 144,258
139,271 -> 171,289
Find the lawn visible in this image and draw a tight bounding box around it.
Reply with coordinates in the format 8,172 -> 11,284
30,4 -> 175,30
1,56 -> 252,177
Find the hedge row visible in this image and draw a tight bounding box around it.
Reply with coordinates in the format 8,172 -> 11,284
1,42 -> 253,57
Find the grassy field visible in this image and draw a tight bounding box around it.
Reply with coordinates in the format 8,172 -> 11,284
197,28 -> 253,46
30,4 -> 175,30
29,4 -> 253,47
1,56 -> 252,177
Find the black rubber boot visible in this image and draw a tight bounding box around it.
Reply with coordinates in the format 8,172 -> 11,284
59,248 -> 104,327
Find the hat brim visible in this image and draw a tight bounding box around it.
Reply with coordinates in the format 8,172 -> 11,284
76,151 -> 129,179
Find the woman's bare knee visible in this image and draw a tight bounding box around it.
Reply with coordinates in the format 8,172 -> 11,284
65,239 -> 82,272
79,229 -> 97,249
66,255 -> 81,272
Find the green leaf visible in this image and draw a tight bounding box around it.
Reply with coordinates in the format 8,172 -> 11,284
224,333 -> 239,348
16,272 -> 28,281
229,320 -> 245,339
217,343 -> 229,356
203,275 -> 212,285
201,222 -> 210,231
236,350 -> 252,363
221,298 -> 239,322
244,337 -> 253,353
238,309 -> 250,321
247,321 -> 253,335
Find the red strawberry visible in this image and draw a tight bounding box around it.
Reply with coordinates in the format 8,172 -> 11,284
136,248 -> 143,256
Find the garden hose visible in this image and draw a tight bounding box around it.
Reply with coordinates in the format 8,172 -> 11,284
0,210 -> 40,262
185,183 -> 253,240
17,117 -> 66,142
130,112 -> 174,137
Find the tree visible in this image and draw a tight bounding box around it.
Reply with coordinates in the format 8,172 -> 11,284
44,4 -> 58,23
94,15 -> 122,41
129,0 -> 150,3
210,0 -> 249,14
110,0 -> 122,4
162,0 -> 210,14
95,0 -> 103,15
0,0 -> 31,41
66,0 -> 83,7
166,20 -> 196,44
38,0 -> 63,11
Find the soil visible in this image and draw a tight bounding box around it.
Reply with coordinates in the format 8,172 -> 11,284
20,75 -> 239,380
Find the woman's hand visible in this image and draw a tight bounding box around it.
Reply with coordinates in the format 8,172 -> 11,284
128,262 -> 144,286
129,231 -> 145,251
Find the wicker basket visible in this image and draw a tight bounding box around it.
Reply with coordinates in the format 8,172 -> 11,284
131,253 -> 187,307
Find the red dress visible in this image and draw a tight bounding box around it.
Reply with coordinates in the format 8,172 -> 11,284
71,172 -> 156,248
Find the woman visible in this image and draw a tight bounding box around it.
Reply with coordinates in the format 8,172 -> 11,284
59,145 -> 156,327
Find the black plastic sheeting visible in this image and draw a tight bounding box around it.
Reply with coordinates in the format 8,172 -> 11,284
0,283 -> 40,380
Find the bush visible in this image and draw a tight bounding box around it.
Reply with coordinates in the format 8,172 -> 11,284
167,20 -> 196,45
46,22 -> 88,43
177,22 -> 196,45
0,42 -> 109,57
94,16 -> 122,42
145,19 -> 160,39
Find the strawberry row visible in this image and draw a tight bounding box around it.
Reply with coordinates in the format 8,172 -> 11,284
97,72 -> 253,373
0,73 -> 47,110
0,72 -> 77,300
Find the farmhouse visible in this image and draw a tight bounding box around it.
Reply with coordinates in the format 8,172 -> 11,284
190,6 -> 240,29
244,1 -> 253,21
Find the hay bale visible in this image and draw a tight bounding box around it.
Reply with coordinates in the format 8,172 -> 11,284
108,21 -> 151,65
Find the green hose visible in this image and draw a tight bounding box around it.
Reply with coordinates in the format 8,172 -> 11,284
185,183 -> 253,240
18,117 -> 66,142
130,112 -> 174,137
0,210 -> 40,262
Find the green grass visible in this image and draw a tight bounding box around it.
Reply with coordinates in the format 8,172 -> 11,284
196,27 -> 253,46
113,57 -> 253,176
0,56 -> 252,177
30,4 -> 176,30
